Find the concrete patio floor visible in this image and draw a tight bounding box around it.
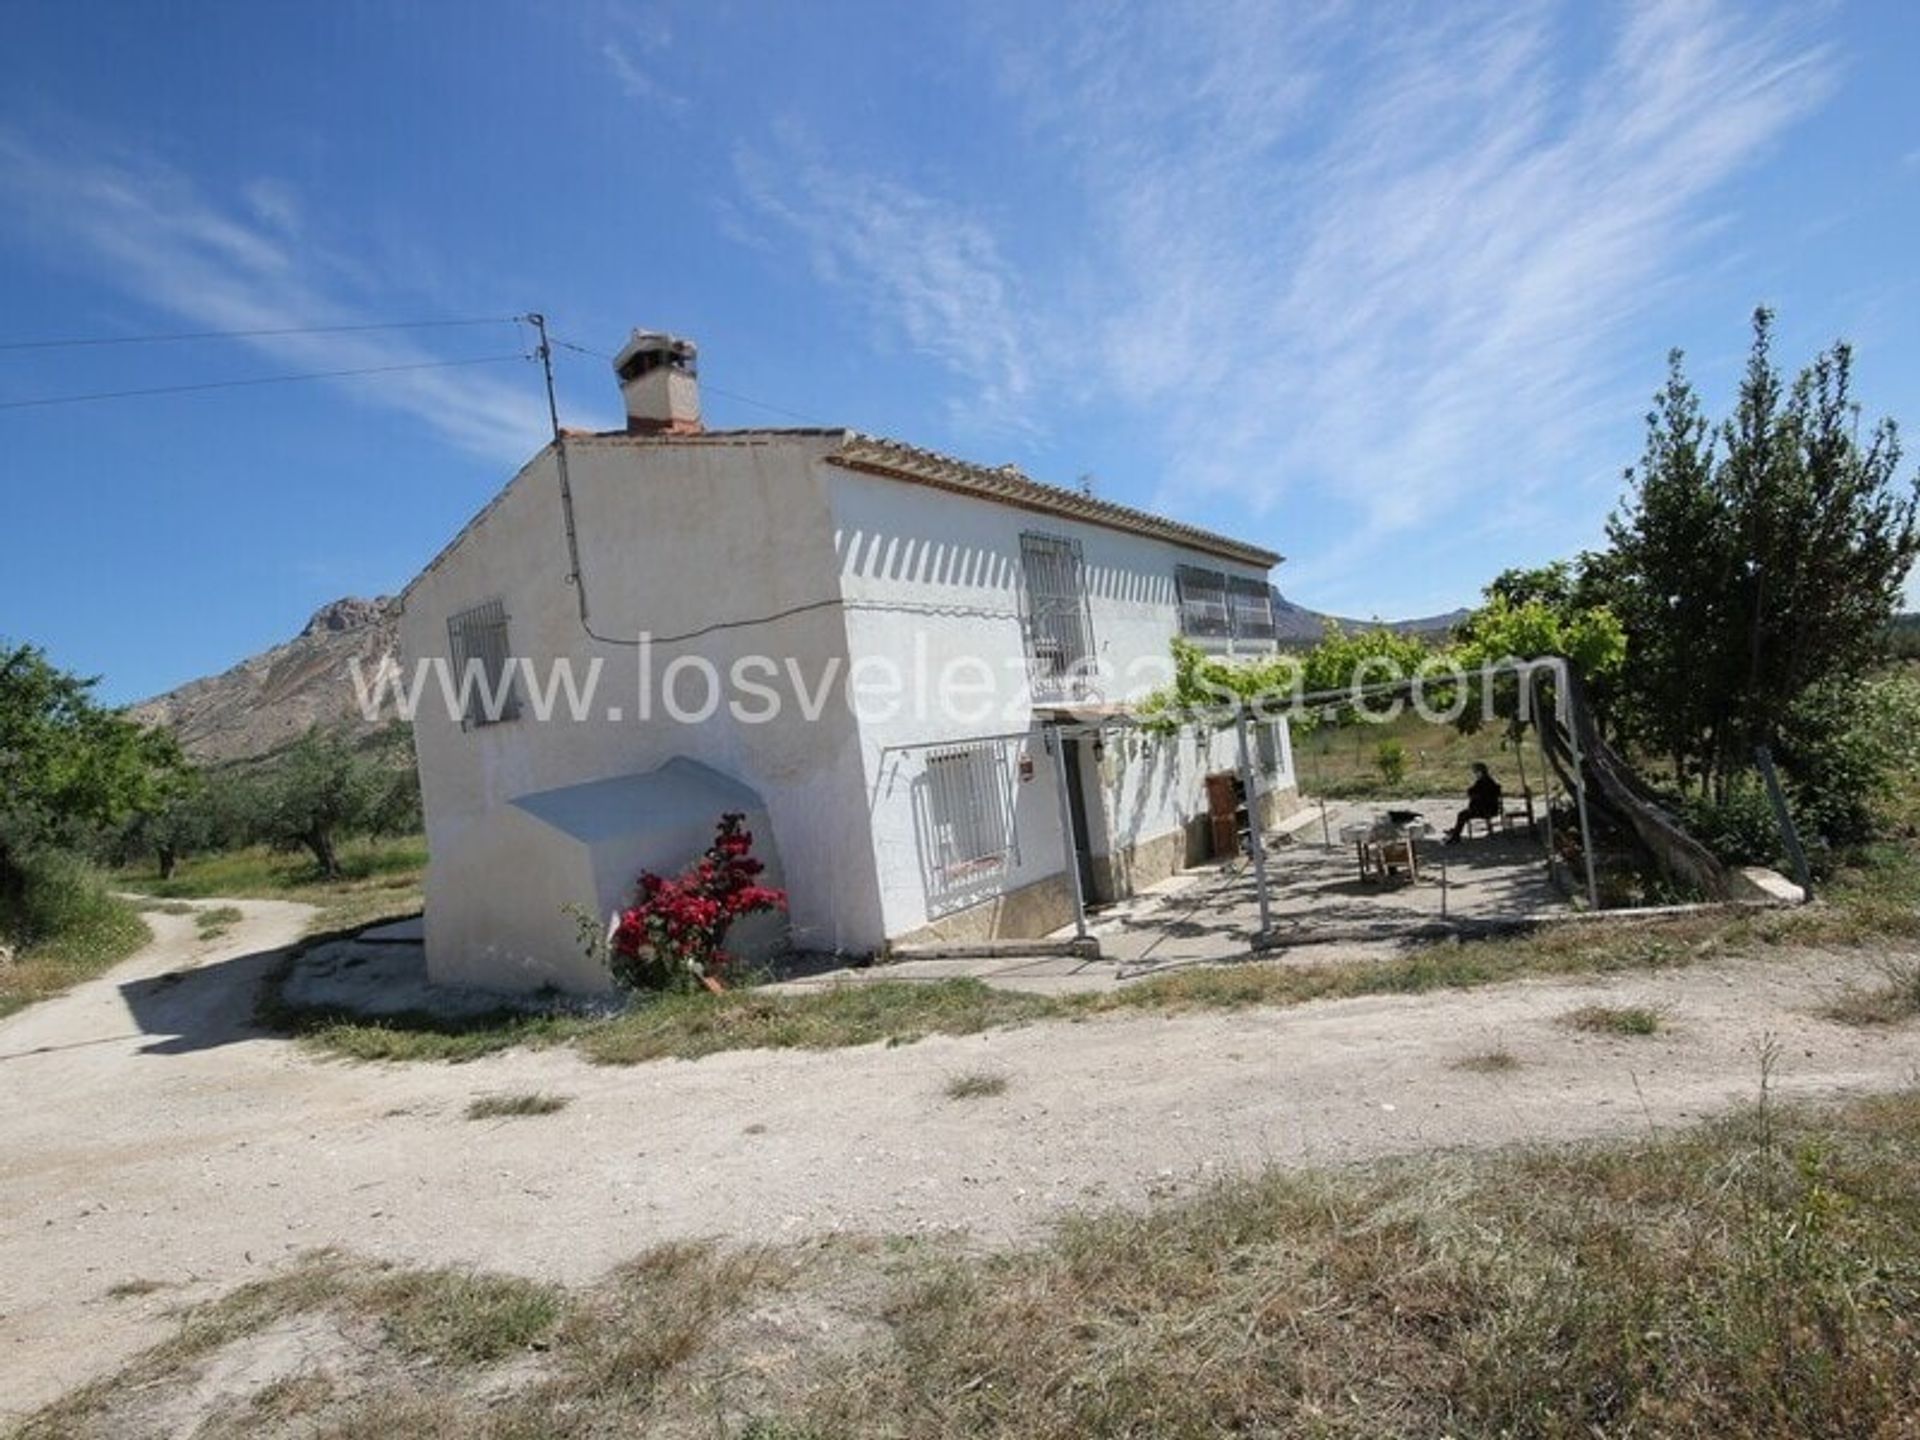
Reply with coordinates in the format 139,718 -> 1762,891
772,796 -> 1572,996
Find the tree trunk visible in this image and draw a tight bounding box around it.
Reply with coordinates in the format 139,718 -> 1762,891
157,846 -> 178,881
305,828 -> 339,879
0,833 -> 23,918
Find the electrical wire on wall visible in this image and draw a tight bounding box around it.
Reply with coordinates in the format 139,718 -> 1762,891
522,312 -> 1026,650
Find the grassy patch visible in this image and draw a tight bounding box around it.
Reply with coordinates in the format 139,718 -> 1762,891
260,838 -> 1920,1070
1452,1046 -> 1522,1073
0,891 -> 150,1020
194,904 -> 245,941
1822,958 -> 1920,1027
465,1091 -> 570,1120
357,1267 -> 562,1365
116,835 -> 425,936
1563,1003 -> 1664,1035
1296,707 -> 1534,801
945,1069 -> 1011,1100
103,1278 -> 170,1300
24,1094 -> 1920,1439
578,980 -> 1056,1066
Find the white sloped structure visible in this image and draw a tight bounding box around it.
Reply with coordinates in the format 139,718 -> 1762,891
399,331 -> 1297,992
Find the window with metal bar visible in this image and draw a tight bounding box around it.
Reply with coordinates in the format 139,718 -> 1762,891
446,599 -> 520,727
1228,576 -> 1276,640
1176,565 -> 1232,637
1019,532 -> 1095,699
923,743 -> 1015,895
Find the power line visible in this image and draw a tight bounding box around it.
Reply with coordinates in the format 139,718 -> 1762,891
0,316 -> 521,353
0,353 -> 527,411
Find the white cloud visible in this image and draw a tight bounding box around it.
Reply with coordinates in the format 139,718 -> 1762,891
733,132 -> 1037,437
996,0 -> 1835,600
602,39 -> 689,114
0,130 -> 547,463
725,0 -> 1832,606
242,176 -> 304,236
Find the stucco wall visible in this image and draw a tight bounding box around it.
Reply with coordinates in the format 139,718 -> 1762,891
402,430 -> 1296,985
822,461 -> 1295,942
401,434 -> 885,988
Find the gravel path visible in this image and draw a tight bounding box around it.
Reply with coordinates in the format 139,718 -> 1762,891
3,898 -> 1916,1417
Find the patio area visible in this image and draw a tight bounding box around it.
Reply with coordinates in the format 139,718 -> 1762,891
773,796 -> 1572,996
1082,797 -> 1569,976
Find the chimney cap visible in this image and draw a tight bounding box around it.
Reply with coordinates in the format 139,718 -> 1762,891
613,329 -> 698,384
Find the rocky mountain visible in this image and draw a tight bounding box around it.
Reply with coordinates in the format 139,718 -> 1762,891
130,597 -> 403,764
130,589 -> 1470,764
1270,590 -> 1469,644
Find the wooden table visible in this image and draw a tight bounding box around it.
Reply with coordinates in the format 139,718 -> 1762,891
1339,819 -> 1433,883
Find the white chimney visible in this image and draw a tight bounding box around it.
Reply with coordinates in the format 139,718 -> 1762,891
612,330 -> 701,436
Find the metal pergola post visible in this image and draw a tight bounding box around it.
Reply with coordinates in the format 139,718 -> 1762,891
1548,660 -> 1602,912
1234,707 -> 1274,943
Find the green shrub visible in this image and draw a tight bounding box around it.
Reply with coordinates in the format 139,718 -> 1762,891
1680,776 -> 1782,867
0,845 -> 124,946
1374,737 -> 1408,785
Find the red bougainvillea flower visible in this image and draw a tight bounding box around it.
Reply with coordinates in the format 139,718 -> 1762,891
607,813 -> 787,990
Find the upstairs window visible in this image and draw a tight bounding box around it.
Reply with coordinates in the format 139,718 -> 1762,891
447,598 -> 520,727
1176,565 -> 1233,638
1228,577 -> 1277,640
1020,532 -> 1095,699
1179,566 -> 1275,642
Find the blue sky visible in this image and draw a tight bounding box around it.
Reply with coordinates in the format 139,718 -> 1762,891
2,0 -> 1916,704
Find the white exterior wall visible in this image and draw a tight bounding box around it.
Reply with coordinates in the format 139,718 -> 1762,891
403,429 -> 1294,988
822,462 -> 1294,942
401,434 -> 884,988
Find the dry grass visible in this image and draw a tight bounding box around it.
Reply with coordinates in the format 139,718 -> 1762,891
102,1278 -> 170,1300
1452,1045 -> 1522,1073
1821,958 -> 1920,1027
194,904 -> 245,941
1563,1003 -> 1665,1036
23,1092 -> 1920,1439
259,838 -> 1920,1070
944,1070 -> 1011,1100
464,1091 -> 570,1120
117,835 -> 426,937
0,896 -> 149,1021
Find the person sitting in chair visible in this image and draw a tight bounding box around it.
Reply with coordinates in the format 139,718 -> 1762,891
1445,763 -> 1502,844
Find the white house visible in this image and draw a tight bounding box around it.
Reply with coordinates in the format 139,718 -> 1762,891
398,331 -> 1299,992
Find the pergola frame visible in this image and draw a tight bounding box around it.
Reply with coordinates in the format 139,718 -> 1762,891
1039,655 -> 1601,946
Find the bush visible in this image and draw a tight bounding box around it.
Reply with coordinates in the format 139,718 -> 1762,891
0,844 -> 124,947
1374,738 -> 1408,785
1681,777 -> 1783,867
607,814 -> 786,992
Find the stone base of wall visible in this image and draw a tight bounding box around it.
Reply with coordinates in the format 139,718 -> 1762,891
889,872 -> 1076,950
1256,783 -> 1307,830
890,784 -> 1306,948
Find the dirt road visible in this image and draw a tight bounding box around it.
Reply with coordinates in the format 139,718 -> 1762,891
3,899 -> 1915,1418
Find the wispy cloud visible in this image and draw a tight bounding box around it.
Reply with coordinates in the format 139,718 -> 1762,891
599,1 -> 686,114
602,40 -> 688,113
0,129 -> 547,463
733,131 -> 1037,436
1000,0 -> 1835,599
723,0 -> 1832,605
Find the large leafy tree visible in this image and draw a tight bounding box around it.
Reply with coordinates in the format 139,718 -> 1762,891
1606,310 -> 1920,804
0,643 -> 181,908
254,726 -> 416,878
